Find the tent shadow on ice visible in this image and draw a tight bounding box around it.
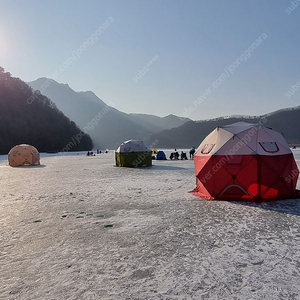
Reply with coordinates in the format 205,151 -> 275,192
115,140 -> 152,167
190,122 -> 300,201
151,165 -> 186,171
230,199 -> 300,216
16,164 -> 46,168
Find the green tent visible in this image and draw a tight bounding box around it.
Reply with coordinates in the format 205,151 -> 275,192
115,140 -> 152,167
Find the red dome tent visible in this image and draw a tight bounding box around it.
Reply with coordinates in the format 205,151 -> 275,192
191,122 -> 299,201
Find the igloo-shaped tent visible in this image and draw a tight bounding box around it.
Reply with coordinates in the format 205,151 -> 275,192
156,150 -> 167,160
115,140 -> 152,167
8,144 -> 40,167
191,122 -> 299,201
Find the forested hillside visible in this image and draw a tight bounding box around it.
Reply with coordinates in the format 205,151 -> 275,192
0,67 -> 93,154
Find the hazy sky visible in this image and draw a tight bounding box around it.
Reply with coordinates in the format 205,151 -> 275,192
0,0 -> 299,120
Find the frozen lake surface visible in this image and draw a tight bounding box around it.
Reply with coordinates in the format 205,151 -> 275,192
1,149 -> 300,299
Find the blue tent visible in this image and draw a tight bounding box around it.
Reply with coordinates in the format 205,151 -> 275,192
156,150 -> 167,160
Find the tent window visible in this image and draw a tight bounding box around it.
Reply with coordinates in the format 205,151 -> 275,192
259,142 -> 279,153
201,144 -> 215,154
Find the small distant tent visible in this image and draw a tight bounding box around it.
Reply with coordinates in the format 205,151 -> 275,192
115,140 -> 152,167
8,144 -> 40,167
191,122 -> 299,201
156,150 -> 167,160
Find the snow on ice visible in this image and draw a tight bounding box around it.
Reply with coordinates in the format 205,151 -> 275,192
1,150 -> 300,299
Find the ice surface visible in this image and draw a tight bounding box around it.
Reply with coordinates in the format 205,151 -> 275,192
1,149 -> 300,299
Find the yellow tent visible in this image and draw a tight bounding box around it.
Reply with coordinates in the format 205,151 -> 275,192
8,144 -> 40,167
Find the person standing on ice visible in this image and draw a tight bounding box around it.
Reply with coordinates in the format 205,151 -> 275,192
189,146 -> 195,159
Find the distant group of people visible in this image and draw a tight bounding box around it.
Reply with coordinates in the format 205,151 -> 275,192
169,151 -> 179,160
96,149 -> 108,154
169,148 -> 191,160
86,151 -> 95,156
87,149 -> 109,156
169,147 -> 195,160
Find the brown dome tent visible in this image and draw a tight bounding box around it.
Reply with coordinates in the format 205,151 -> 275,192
8,144 -> 40,167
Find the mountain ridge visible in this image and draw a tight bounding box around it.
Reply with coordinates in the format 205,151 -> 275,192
146,108 -> 300,148
28,78 -> 191,149
195,105 -> 300,123
28,77 -> 300,150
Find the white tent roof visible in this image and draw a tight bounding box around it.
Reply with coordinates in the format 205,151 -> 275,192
195,122 -> 291,156
116,140 -> 151,153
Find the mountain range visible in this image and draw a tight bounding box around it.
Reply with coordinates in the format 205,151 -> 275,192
146,107 -> 300,148
28,78 -> 190,149
28,77 -> 300,150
